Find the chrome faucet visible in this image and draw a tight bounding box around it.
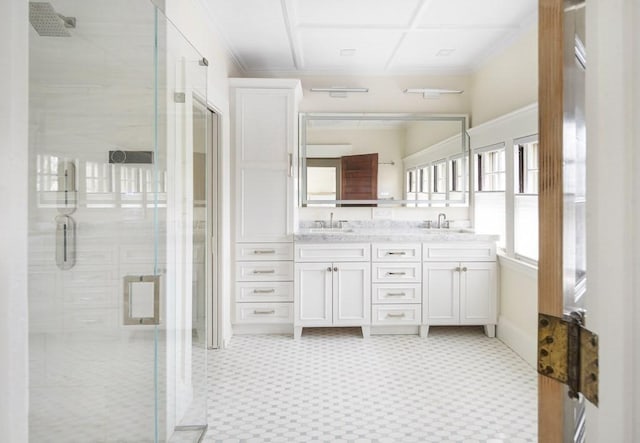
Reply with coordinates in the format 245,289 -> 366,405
437,213 -> 447,229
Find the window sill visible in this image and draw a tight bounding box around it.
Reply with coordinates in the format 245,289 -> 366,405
497,251 -> 538,279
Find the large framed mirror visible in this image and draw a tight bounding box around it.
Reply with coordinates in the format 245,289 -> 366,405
300,113 -> 469,207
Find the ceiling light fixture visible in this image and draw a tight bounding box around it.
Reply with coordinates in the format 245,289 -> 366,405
310,87 -> 369,98
436,48 -> 456,57
403,88 -> 464,99
339,48 -> 357,57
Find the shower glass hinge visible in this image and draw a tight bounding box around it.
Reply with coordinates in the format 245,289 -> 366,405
174,92 -> 186,103
538,312 -> 599,406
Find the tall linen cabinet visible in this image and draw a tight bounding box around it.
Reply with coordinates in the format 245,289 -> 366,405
230,78 -> 302,333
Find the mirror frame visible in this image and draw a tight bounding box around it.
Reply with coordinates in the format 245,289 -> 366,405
299,112 -> 469,207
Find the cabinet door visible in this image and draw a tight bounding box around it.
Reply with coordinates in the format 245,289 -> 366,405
237,167 -> 291,242
235,88 -> 294,242
459,262 -> 497,325
423,262 -> 459,325
332,262 -> 371,326
295,262 -> 332,326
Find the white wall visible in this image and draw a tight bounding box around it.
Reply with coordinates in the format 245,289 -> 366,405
467,104 -> 538,365
403,119 -> 465,157
585,0 -> 639,441
470,26 -> 538,127
0,0 -> 28,440
497,256 -> 538,368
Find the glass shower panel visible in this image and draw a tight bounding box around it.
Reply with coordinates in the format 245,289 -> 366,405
160,14 -> 209,442
28,2 -> 208,442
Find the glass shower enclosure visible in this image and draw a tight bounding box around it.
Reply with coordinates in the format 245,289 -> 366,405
28,1 -> 209,441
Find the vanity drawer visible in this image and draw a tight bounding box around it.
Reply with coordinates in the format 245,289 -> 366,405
423,242 -> 496,262
295,243 -> 370,262
235,261 -> 294,281
234,302 -> 293,324
372,243 -> 421,262
236,282 -> 293,303
372,262 -> 421,283
372,283 -> 422,304
236,242 -> 293,261
372,304 -> 421,325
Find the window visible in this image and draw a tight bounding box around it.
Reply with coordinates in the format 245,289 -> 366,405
477,149 -> 506,191
474,144 -> 506,247
517,141 -> 539,194
450,157 -> 462,192
514,140 -> 539,261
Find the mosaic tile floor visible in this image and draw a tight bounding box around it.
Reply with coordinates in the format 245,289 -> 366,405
203,326 -> 538,443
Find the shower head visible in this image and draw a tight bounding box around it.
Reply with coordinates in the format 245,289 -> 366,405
29,2 -> 76,37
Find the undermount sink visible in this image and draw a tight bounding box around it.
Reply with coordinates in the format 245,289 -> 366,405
421,228 -> 475,234
307,227 -> 354,233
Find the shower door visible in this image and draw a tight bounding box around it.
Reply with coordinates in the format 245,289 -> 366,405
28,2 -> 208,442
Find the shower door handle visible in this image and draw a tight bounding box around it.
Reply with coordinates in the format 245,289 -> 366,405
123,275 -> 161,325
55,215 -> 75,270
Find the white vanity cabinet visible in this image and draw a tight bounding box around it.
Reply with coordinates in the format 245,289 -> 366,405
422,243 -> 497,337
371,243 -> 423,331
231,79 -> 302,332
234,243 -> 294,326
230,78 -> 302,243
294,244 -> 371,339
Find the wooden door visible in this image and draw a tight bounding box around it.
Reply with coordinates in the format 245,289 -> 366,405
539,0 -> 588,441
340,153 -> 378,206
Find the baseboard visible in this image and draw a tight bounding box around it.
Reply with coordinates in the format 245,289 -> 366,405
232,323 -> 294,336
497,315 -> 537,368
370,325 -> 421,336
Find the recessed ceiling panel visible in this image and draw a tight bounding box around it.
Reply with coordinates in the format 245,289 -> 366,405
299,28 -> 403,71
296,0 -> 422,27
207,0 -> 295,71
392,28 -> 509,70
419,0 -> 536,27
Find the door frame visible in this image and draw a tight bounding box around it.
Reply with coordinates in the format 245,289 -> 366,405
205,103 -> 223,350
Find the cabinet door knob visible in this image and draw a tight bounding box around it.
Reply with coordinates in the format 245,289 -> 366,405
462,267 -> 468,272
327,267 -> 332,272
333,267 -> 338,272
455,266 -> 461,272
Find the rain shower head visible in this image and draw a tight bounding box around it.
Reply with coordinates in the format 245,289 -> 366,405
29,2 -> 76,37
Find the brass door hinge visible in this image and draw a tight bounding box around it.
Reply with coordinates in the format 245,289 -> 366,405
538,312 -> 599,406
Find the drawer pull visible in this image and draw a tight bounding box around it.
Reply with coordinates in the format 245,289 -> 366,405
386,313 -> 406,318
252,270 -> 276,274
253,309 -> 276,315
253,249 -> 276,254
385,292 -> 406,297
386,271 -> 407,276
253,289 -> 276,294
386,251 -> 407,256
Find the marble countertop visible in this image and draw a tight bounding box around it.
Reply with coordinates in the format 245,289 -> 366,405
294,228 -> 499,243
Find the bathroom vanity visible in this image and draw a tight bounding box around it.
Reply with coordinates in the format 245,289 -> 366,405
292,226 -> 498,339
230,78 -> 497,339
